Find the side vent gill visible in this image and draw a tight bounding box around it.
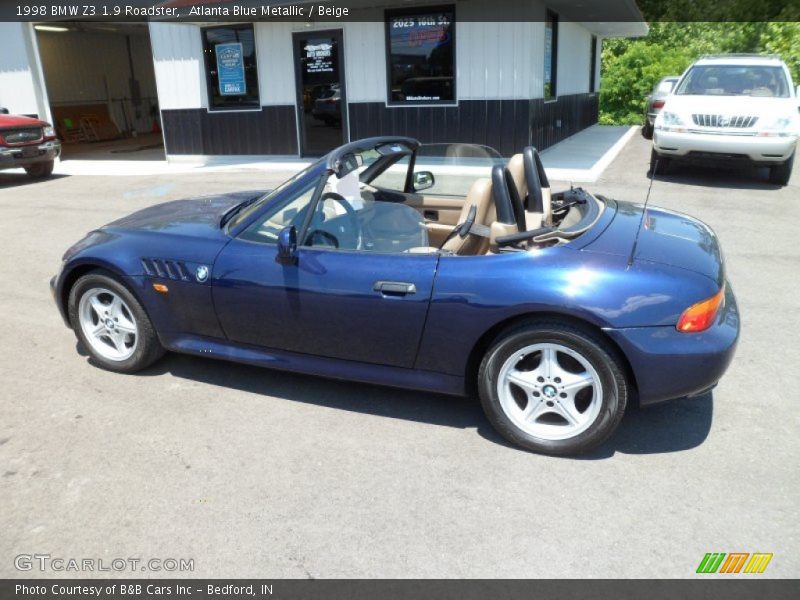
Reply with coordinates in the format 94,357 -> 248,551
141,258 -> 191,281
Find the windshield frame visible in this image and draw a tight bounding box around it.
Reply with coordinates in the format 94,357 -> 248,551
225,160 -> 324,233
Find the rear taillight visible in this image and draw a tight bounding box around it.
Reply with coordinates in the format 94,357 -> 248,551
676,286 -> 725,333
652,100 -> 665,109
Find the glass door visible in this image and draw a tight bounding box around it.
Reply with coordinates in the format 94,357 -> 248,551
293,30 -> 347,157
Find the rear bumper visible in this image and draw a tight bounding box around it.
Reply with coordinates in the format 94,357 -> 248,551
605,283 -> 740,406
654,129 -> 796,164
0,139 -> 61,169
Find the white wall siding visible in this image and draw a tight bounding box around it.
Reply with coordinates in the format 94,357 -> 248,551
149,23 -> 207,109
0,23 -> 49,119
255,22 -> 294,105
556,21 -> 592,96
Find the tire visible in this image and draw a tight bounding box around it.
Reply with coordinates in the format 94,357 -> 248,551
25,160 -> 54,179
642,122 -> 653,140
478,321 -> 629,456
649,148 -> 670,175
768,152 -> 794,186
68,270 -> 165,373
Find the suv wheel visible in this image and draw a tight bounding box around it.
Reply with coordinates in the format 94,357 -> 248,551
25,160 -> 54,179
768,152 -> 794,186
649,148 -> 670,175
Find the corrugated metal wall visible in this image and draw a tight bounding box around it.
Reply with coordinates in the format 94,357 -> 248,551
0,23 -> 50,119
556,21 -> 592,96
149,23 -> 207,110
37,28 -> 158,133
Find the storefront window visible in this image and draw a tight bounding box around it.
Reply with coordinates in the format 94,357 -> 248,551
385,6 -> 456,104
202,24 -> 260,111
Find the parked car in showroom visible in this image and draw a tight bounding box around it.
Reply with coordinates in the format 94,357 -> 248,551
642,75 -> 679,139
51,137 -> 739,456
652,55 -> 799,185
0,110 -> 61,178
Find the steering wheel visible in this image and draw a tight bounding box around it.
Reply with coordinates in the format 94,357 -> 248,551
307,192 -> 362,249
306,230 -> 340,248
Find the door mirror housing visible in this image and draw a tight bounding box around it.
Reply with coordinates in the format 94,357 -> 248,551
276,226 -> 298,265
413,170 -> 435,191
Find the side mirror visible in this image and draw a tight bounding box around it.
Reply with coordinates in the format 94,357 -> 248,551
413,170 -> 435,191
276,226 -> 297,265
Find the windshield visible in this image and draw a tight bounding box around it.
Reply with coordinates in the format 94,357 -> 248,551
226,161 -> 321,230
676,65 -> 789,98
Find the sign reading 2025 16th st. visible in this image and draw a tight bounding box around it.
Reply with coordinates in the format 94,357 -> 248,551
215,42 -> 246,96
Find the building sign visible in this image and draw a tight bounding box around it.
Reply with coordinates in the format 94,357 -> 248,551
304,42 -> 334,74
215,42 -> 246,96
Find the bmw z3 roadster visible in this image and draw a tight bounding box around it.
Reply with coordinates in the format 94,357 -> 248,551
51,137 -> 739,455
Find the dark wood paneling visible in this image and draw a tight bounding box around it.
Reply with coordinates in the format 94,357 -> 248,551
348,94 -> 598,157
161,106 -> 297,155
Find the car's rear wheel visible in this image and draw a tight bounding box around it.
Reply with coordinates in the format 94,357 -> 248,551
68,271 -> 164,373
649,148 -> 670,175
25,160 -> 54,179
478,321 -> 629,456
768,152 -> 794,186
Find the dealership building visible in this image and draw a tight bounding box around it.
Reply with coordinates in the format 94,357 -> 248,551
0,1 -> 646,159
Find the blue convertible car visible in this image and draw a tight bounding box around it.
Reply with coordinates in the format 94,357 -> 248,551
51,137 -> 739,455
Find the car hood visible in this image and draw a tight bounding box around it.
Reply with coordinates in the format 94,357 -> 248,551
663,94 -> 798,119
105,190 -> 266,238
583,201 -> 724,285
0,114 -> 48,128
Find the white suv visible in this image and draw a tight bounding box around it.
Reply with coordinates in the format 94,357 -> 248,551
652,55 -> 799,185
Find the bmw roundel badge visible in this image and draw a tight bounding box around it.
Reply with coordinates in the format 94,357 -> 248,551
195,265 -> 209,283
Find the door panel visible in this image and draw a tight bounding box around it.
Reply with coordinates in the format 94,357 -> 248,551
212,239 -> 438,368
403,194 -> 464,245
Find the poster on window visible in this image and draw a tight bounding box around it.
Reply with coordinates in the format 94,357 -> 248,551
215,42 -> 246,96
387,10 -> 455,102
304,42 -> 334,74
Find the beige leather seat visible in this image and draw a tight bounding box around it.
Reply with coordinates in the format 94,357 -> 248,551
507,153 -> 551,228
440,177 -> 495,255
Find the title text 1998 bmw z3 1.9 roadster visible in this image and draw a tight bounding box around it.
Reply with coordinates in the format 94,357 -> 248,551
51,137 -> 739,455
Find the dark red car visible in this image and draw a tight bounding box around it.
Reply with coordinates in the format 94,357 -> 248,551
0,112 -> 61,178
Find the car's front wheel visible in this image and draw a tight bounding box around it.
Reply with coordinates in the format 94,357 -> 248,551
68,271 -> 164,373
478,321 -> 629,456
25,160 -> 54,179
768,152 -> 794,186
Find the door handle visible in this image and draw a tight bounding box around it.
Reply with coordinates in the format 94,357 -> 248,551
373,281 -> 417,296
423,210 -> 439,221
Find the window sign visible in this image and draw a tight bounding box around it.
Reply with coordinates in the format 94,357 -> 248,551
386,6 -> 456,104
202,25 -> 260,111
216,42 -> 246,96
304,42 -> 334,74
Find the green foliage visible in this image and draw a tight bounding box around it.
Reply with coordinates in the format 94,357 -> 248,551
599,21 -> 800,125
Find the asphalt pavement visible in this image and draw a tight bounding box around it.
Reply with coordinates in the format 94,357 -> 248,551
0,134 -> 797,578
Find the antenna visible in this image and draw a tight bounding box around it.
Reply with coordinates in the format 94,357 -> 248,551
627,160 -> 657,267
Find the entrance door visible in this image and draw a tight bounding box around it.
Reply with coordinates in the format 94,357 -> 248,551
293,30 -> 347,157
